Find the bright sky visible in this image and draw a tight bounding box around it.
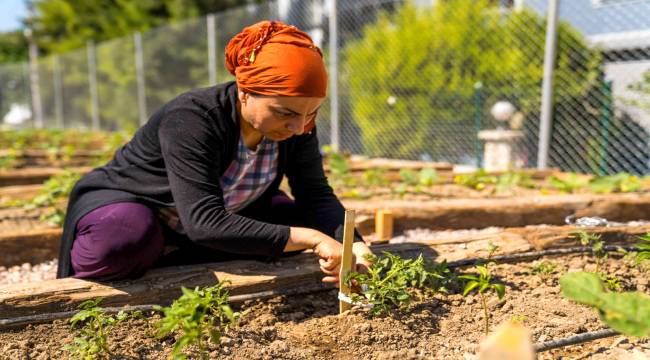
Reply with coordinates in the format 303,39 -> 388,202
0,0 -> 27,32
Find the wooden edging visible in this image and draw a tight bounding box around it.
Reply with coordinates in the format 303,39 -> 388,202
0,167 -> 92,187
347,193 -> 650,234
1,223 -> 647,320
2,193 -> 650,267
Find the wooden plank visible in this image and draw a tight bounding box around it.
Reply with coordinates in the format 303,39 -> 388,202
339,210 -> 355,313
2,221 -> 648,320
344,193 -> 650,232
0,167 -> 92,187
0,228 -> 62,266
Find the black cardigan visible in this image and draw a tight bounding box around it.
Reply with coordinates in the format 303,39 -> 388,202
56,81 -> 361,278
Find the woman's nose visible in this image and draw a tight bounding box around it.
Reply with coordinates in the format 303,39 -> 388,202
287,116 -> 306,135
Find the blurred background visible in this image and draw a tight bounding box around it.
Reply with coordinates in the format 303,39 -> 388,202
0,0 -> 649,175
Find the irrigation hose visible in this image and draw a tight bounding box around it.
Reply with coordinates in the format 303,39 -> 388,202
534,328 -> 619,352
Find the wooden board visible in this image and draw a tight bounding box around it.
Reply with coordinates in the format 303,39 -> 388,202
344,193 -> 650,232
0,167 -> 92,187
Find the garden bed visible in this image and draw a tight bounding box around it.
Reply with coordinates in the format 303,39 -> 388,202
0,239 -> 648,359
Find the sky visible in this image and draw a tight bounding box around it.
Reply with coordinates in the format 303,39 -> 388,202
0,0 -> 27,32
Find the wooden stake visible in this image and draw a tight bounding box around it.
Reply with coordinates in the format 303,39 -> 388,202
374,209 -> 393,243
339,209 -> 356,314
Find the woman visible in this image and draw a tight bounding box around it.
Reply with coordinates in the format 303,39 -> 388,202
56,20 -> 373,283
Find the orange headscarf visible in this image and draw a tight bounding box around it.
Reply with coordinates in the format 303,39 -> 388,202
225,20 -> 328,99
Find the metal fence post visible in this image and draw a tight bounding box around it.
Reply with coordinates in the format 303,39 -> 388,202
26,30 -> 44,129
52,55 -> 64,128
87,40 -> 100,130
537,0 -> 560,169
207,14 -> 218,85
134,32 -> 148,126
598,80 -> 612,176
473,82 -> 483,168
328,0 -> 339,152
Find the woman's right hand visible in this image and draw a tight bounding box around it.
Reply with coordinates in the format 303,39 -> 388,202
287,227 -> 343,284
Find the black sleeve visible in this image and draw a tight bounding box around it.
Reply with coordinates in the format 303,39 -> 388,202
158,108 -> 291,257
285,127 -> 364,243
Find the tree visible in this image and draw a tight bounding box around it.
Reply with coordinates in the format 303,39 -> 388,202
0,30 -> 28,63
342,0 -> 601,161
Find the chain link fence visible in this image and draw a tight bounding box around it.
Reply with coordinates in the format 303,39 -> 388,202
0,0 -> 649,175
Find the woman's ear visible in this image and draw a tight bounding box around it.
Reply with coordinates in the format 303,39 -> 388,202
238,91 -> 248,105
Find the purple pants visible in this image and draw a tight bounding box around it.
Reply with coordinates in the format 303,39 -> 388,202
70,193 -> 301,280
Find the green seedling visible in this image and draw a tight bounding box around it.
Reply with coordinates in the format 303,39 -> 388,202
548,173 -> 588,193
454,169 -> 496,190
600,273 -> 622,292
399,169 -> 419,186
571,231 -> 607,273
459,264 -> 506,335
560,272 -> 650,337
495,172 -> 536,193
322,145 -> 349,178
588,173 -> 642,194
18,170 -> 82,226
635,233 -> 650,267
418,168 -> 438,186
63,298 -> 129,359
345,252 -> 454,315
155,282 -> 239,360
362,168 -> 389,186
530,260 -> 558,281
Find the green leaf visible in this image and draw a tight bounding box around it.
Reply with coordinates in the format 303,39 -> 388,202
598,292 -> 650,337
463,281 -> 480,296
493,284 -> 506,299
560,272 -> 604,306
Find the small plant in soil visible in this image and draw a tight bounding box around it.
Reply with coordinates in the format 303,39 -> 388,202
634,233 -> 650,269
154,281 -> 239,360
63,298 -> 130,359
530,260 -> 558,282
459,264 -> 506,336
588,173 -> 642,194
571,231 -> 608,273
548,173 -> 588,193
345,252 -> 454,315
560,272 -> 650,337
454,169 -> 496,190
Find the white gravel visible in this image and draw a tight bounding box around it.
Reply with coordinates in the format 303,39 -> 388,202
0,260 -> 57,285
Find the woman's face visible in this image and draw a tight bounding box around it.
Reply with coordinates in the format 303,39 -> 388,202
238,92 -> 324,141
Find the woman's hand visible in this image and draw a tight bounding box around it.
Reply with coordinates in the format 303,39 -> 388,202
287,227 -> 342,283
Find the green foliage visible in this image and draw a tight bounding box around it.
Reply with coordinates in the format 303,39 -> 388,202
63,298 -> 130,359
571,231 -> 607,273
0,30 -> 28,63
29,0 -> 263,54
459,263 -> 506,335
343,0 -> 600,159
155,282 -> 239,360
560,272 -> 650,337
399,169 -> 419,186
530,260 -> 558,281
362,168 -> 389,186
495,172 -> 536,193
345,252 -> 454,315
322,145 -> 350,179
454,169 -> 497,190
418,168 -> 438,186
588,173 -> 642,193
548,173 -> 589,193
636,233 -> 650,261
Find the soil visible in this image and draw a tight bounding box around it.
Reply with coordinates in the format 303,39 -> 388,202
1,253 -> 649,359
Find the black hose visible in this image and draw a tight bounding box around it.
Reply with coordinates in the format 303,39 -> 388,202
534,328 -> 619,352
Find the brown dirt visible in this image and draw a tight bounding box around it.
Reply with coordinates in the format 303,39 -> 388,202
1,254 -> 649,359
